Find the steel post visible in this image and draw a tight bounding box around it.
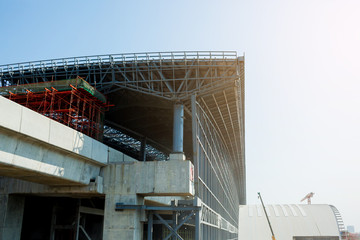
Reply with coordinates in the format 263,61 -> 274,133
147,211 -> 153,240
173,103 -> 184,153
140,137 -> 147,161
194,197 -> 201,240
191,94 -> 199,193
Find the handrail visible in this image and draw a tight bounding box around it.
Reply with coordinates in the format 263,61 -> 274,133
0,51 -> 238,73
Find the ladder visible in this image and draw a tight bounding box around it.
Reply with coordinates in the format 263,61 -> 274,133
330,205 -> 347,240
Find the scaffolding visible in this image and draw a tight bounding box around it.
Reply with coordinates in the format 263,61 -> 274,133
0,77 -> 110,141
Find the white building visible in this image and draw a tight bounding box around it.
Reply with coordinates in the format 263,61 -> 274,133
239,204 -> 344,240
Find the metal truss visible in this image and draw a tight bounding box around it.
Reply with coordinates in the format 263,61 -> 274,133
115,202 -> 201,240
0,51 -> 241,101
0,50 -> 245,196
0,51 -> 245,239
103,125 -> 169,161
115,198 -> 238,239
200,201 -> 238,234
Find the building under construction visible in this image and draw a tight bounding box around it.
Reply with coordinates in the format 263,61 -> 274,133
0,51 -> 245,240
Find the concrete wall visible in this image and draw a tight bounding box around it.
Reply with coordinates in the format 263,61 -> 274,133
102,160 -> 195,240
103,160 -> 194,197
0,195 -> 24,240
103,194 -> 144,240
0,126 -> 102,186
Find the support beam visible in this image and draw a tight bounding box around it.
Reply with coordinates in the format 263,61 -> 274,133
173,103 -> 184,153
194,197 -> 201,240
104,161 -> 194,197
140,137 -> 147,162
154,213 -> 183,240
147,212 -> 153,240
171,200 -> 178,240
191,94 -> 199,193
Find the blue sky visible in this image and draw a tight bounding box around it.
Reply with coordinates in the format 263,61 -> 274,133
1,0 -> 360,231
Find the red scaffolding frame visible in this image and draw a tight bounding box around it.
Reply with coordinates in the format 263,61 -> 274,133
2,78 -> 110,141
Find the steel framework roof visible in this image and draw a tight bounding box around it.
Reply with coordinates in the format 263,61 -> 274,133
0,51 -> 245,205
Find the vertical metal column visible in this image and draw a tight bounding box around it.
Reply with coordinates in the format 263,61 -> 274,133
147,211 -> 153,240
194,197 -> 201,240
192,95 -> 201,240
140,137 -> 147,161
75,199 -> 81,240
173,102 -> 184,153
171,200 -> 177,240
195,209 -> 201,240
49,204 -> 57,240
191,95 -> 199,193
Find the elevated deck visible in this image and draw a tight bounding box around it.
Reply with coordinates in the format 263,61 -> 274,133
0,96 -> 107,186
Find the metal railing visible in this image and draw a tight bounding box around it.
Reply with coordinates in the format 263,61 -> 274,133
0,51 -> 238,75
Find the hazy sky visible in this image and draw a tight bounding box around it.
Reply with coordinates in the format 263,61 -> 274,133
1,0 -> 359,231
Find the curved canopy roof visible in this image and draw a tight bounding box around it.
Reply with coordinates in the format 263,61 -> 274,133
239,204 -> 342,240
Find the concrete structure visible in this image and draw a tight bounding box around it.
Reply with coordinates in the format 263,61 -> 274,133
0,95 -> 106,186
0,51 -> 245,239
0,95 -> 194,239
239,204 -> 344,240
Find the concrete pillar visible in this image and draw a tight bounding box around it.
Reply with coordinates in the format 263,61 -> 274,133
0,194 -> 25,240
103,164 -> 145,240
102,160 -> 195,239
173,103 -> 184,153
103,194 -> 144,240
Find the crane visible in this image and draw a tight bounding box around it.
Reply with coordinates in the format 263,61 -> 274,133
258,192 -> 276,240
301,192 -> 315,204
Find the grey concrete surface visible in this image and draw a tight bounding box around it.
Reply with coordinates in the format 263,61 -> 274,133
103,160 -> 194,196
0,176 -> 104,196
0,194 -> 24,240
0,96 -> 196,239
0,96 -> 127,186
0,96 -> 108,165
0,127 -> 101,185
103,194 -> 144,240
102,160 -> 194,239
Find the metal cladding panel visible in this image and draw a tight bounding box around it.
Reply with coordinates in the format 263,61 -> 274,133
239,204 -> 341,240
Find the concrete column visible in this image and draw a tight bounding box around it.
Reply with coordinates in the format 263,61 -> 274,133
102,164 -> 145,240
0,194 -> 25,240
102,161 -> 195,239
173,103 -> 184,153
103,194 -> 144,240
